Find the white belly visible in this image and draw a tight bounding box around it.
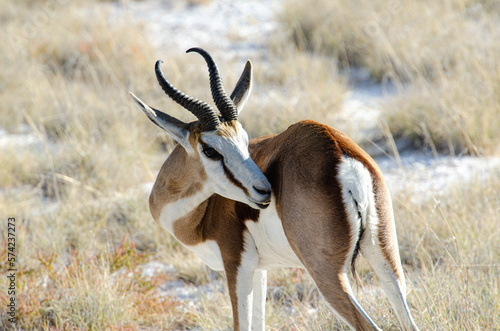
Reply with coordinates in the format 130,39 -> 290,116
246,200 -> 303,269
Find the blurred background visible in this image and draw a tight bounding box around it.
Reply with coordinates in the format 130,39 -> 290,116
1,0 -> 499,329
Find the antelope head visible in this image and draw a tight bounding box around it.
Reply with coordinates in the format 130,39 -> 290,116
130,48 -> 272,209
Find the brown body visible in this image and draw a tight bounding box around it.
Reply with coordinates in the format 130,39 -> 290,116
131,48 -> 418,331
149,120 -> 410,330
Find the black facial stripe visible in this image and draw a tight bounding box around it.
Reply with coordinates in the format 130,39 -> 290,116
222,160 -> 249,195
199,139 -> 249,195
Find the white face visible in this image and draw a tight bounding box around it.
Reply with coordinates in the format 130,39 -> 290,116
197,122 -> 271,209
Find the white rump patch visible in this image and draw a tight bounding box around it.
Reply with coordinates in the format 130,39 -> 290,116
337,156 -> 378,253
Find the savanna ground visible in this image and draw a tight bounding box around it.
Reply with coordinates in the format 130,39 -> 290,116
1,0 -> 499,329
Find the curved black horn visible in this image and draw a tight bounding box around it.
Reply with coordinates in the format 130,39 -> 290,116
155,60 -> 220,131
186,47 -> 238,122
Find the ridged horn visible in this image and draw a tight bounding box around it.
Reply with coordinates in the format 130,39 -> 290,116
186,47 -> 238,122
155,60 -> 220,131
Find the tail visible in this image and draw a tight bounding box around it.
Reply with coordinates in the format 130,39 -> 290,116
348,189 -> 365,283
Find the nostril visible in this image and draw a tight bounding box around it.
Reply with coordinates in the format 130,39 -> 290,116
253,186 -> 271,197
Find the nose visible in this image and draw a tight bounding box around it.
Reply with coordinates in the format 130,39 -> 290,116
253,185 -> 271,200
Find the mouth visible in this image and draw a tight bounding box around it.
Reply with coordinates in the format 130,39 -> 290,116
248,196 -> 271,210
247,181 -> 272,210
255,201 -> 270,209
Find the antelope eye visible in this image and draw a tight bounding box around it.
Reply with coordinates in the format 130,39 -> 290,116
203,147 -> 222,160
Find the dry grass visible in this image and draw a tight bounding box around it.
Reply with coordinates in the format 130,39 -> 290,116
1,0 -> 499,330
242,48 -> 346,137
281,0 -> 500,155
385,63 -> 500,155
281,0 -> 499,81
0,236 -> 191,330
0,1 -> 189,329
392,171 -> 500,330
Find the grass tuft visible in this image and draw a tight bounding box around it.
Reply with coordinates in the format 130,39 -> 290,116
280,0 -> 500,154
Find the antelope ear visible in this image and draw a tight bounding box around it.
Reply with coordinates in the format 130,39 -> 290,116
130,92 -> 190,148
230,60 -> 253,115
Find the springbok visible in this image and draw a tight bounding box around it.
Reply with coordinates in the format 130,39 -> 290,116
130,48 -> 418,331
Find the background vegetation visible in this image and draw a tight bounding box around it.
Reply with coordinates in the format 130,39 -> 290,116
1,0 -> 499,329
281,0 -> 500,155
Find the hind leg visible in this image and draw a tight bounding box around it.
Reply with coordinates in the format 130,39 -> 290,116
311,268 -> 381,331
282,214 -> 380,330
361,215 -> 419,331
